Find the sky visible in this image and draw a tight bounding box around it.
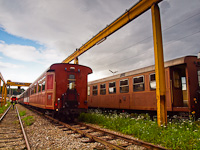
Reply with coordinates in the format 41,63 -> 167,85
0,0 -> 200,85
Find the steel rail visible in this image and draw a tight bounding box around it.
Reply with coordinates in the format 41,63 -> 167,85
23,105 -> 168,149
0,105 -> 11,122
79,122 -> 168,150
16,106 -> 31,150
44,115 -> 125,150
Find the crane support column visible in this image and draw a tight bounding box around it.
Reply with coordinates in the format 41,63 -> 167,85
74,57 -> 79,64
1,83 -> 5,107
3,87 -> 7,106
151,4 -> 167,126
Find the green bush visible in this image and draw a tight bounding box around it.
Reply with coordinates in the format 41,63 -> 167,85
79,111 -> 200,149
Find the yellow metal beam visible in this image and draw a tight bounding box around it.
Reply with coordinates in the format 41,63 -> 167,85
62,0 -> 162,63
3,87 -> 7,106
151,4 -> 167,126
1,83 -> 5,107
7,81 -> 31,87
0,80 -> 1,93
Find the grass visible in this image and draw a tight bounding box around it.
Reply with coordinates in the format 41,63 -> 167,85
19,110 -> 35,126
78,110 -> 200,149
0,102 -> 11,114
22,116 -> 35,126
19,110 -> 26,116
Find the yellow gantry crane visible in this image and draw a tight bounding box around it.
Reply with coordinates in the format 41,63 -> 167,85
0,72 -> 7,107
0,78 -> 31,107
62,0 -> 166,126
7,80 -> 31,97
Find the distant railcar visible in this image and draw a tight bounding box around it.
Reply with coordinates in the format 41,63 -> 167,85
18,63 -> 92,118
88,56 -> 200,118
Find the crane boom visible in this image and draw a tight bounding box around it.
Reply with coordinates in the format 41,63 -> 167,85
62,0 -> 162,63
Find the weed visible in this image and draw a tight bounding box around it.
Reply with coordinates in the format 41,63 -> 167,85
19,110 -> 26,116
22,116 -> 35,126
0,102 -> 11,114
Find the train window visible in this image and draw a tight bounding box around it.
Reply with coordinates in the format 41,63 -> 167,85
88,87 -> 90,96
93,85 -> 98,95
133,75 -> 145,91
173,71 -> 181,88
31,87 -> 34,95
109,82 -> 116,94
181,77 -> 187,90
38,82 -> 42,93
198,70 -> 200,87
47,75 -> 53,89
100,84 -> 106,95
42,80 -> 45,91
120,79 -> 129,93
68,74 -> 76,90
34,84 -> 37,93
150,73 -> 156,90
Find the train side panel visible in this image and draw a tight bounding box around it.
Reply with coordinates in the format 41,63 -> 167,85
88,56 -> 200,118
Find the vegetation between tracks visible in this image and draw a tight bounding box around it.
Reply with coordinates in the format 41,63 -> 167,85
0,102 -> 10,114
19,110 -> 35,126
79,110 -> 200,149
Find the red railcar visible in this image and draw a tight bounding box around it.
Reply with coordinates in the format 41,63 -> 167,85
88,56 -> 200,118
18,63 -> 92,117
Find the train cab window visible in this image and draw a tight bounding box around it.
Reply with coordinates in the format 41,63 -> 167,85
150,73 -> 156,90
88,86 -> 90,96
133,75 -> 145,91
93,85 -> 98,95
173,71 -> 181,88
120,79 -> 129,93
100,84 -> 106,95
109,82 -> 116,94
68,74 -> 76,90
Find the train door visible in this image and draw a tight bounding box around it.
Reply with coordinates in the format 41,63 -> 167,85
119,79 -> 130,109
170,64 -> 188,107
119,94 -> 130,109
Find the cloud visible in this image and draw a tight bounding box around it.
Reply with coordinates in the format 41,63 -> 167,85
0,0 -> 200,82
0,60 -> 24,69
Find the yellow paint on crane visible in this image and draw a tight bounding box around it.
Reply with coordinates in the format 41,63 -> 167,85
151,4 -> 167,126
62,0 -> 162,63
61,0 -> 167,127
7,81 -> 31,87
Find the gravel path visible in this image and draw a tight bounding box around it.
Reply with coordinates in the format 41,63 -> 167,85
17,104 -> 105,150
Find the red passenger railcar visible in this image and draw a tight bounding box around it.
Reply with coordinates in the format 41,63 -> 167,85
18,63 -> 92,118
88,56 -> 200,118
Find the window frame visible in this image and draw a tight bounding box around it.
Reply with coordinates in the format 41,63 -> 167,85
92,85 -> 98,96
133,75 -> 145,92
149,73 -> 156,90
109,81 -> 116,94
100,83 -> 106,95
88,86 -> 90,96
120,79 -> 129,93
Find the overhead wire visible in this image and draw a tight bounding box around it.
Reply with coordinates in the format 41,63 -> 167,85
91,10 -> 200,70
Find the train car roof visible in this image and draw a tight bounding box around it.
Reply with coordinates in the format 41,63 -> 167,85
89,55 -> 197,85
29,63 -> 92,88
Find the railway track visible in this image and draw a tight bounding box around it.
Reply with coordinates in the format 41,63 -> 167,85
0,105 -> 30,150
26,106 -> 168,150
